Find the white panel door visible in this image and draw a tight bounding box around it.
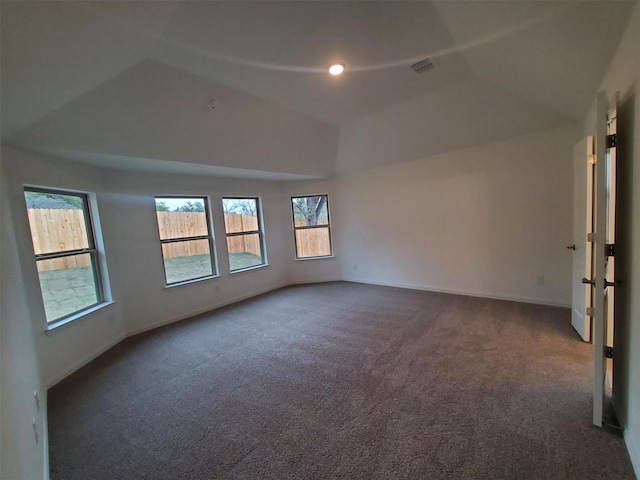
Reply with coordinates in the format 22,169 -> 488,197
591,91 -> 608,427
571,137 -> 594,342
604,100 -> 617,398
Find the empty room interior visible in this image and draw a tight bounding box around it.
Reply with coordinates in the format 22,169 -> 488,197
1,1 -> 640,479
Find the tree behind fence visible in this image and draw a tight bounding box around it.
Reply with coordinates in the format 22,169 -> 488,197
28,209 -> 329,271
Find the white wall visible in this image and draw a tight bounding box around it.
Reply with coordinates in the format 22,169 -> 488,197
1,152 -> 48,480
100,169 -> 292,336
335,125 -> 580,306
0,147 -> 310,390
0,145 -> 345,478
1,147 -> 127,391
583,4 -> 640,474
3,9 -> 638,472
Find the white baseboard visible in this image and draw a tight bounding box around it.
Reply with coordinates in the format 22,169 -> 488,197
624,429 -> 640,479
126,282 -> 290,337
341,276 -> 571,308
47,281 -> 333,387
288,277 -> 342,286
46,332 -> 126,387
127,279 -> 344,338
45,277 -> 568,387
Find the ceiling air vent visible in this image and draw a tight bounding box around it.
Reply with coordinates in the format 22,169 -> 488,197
410,57 -> 435,74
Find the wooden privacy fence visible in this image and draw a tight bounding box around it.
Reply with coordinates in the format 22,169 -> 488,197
27,208 -> 92,272
295,224 -> 331,258
28,209 -> 330,271
222,212 -> 261,257
28,209 -> 330,270
157,211 -> 261,259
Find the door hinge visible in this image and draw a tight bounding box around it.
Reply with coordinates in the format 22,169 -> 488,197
605,244 -> 615,257
606,134 -> 617,149
588,154 -> 597,165
605,346 -> 614,359
587,232 -> 596,243
586,307 -> 593,317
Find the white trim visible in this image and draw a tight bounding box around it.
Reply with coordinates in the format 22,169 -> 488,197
45,278 -> 570,387
341,276 -> 571,308
229,263 -> 269,275
45,332 -> 126,387
624,429 -> 640,479
163,275 -> 219,289
45,283 -> 289,387
294,255 -> 336,262
45,301 -> 116,334
288,277 -> 342,286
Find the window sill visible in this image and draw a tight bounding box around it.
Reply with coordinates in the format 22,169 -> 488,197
230,263 -> 269,275
46,301 -> 116,335
294,255 -> 336,262
164,274 -> 219,289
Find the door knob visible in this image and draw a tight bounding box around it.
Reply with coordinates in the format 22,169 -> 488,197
582,277 -> 595,285
567,244 -> 576,250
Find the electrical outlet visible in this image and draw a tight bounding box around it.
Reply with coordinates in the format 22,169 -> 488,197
34,391 -> 40,411
537,276 -> 545,285
32,418 -> 38,444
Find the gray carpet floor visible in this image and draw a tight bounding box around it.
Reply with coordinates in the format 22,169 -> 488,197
48,282 -> 636,479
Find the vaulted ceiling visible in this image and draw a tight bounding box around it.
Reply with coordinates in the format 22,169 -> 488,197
1,1 -> 635,179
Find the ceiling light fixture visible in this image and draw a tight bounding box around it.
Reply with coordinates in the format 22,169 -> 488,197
329,63 -> 345,75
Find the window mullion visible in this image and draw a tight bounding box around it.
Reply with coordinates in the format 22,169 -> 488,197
294,225 -> 329,231
226,230 -> 260,237
35,248 -> 96,261
161,235 -> 211,244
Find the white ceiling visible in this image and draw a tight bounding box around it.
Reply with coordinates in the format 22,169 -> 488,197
1,1 -> 635,179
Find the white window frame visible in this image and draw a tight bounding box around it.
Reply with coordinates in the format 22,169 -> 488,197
24,187 -> 107,327
155,195 -> 218,286
291,194 -> 333,260
222,196 -> 267,272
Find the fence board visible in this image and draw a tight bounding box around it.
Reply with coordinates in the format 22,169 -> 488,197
295,227 -> 331,258
157,211 -> 208,240
27,209 -> 90,271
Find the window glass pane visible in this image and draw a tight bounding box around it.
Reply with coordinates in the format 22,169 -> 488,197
36,253 -> 99,322
25,193 -> 89,254
155,198 -> 208,240
223,198 -> 258,233
227,234 -> 263,271
295,227 -> 331,258
161,239 -> 213,284
292,196 -> 328,227
291,195 -> 332,259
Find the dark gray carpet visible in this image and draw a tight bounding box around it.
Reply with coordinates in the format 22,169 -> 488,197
48,282 -> 635,479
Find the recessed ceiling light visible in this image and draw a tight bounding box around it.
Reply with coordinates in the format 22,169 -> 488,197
329,63 -> 345,75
